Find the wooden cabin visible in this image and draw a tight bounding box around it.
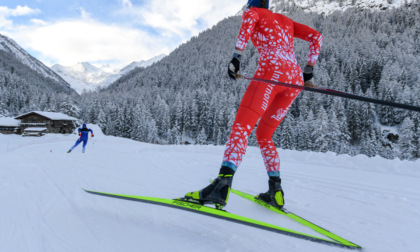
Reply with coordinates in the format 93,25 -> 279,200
22,127 -> 48,137
15,111 -> 79,134
0,117 -> 21,134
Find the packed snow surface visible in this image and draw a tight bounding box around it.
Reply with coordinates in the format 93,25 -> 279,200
0,125 -> 419,252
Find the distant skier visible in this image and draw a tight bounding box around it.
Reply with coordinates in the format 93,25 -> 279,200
185,0 -> 322,209
67,124 -> 94,153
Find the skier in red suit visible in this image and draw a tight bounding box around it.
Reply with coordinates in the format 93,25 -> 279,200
185,0 -> 323,209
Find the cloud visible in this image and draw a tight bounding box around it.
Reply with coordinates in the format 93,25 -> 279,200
0,5 -> 40,28
0,16 -> 13,28
121,0 -> 133,8
118,0 -> 243,37
0,5 -> 40,16
10,18 -> 170,67
79,8 -> 91,20
1,1 -> 245,68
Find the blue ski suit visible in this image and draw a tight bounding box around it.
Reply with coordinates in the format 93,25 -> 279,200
70,124 -> 94,153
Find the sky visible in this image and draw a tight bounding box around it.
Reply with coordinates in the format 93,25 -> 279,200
0,0 -> 245,68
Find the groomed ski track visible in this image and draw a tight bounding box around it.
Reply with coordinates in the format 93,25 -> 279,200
0,125 -> 419,252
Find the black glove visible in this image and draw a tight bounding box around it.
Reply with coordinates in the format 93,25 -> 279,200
228,52 -> 242,80
303,65 -> 314,83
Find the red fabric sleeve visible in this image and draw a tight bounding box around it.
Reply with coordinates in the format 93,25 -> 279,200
235,9 -> 259,51
293,21 -> 323,64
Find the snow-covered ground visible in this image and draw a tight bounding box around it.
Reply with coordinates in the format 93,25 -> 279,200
0,125 -> 419,252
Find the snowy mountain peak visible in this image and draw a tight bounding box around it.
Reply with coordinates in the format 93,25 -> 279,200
119,54 -> 166,73
51,54 -> 166,94
51,63 -> 117,94
75,62 -> 101,73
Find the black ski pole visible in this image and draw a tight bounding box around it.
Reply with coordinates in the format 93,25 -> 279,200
237,75 -> 420,113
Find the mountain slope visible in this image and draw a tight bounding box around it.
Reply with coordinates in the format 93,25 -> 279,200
0,129 -> 419,251
51,54 -> 166,94
0,34 -> 71,88
0,33 -> 78,116
270,0 -> 417,15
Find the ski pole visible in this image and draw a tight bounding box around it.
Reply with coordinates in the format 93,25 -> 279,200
237,75 -> 420,113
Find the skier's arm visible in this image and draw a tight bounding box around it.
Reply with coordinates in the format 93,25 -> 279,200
78,128 -> 81,136
89,129 -> 94,137
293,21 -> 323,86
293,21 -> 323,65
235,9 -> 259,52
293,22 -> 323,66
229,9 -> 259,80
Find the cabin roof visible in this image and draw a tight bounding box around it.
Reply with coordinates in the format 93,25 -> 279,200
0,117 -> 21,127
15,111 -> 78,121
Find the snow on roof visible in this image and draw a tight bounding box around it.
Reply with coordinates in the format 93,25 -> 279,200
24,127 -> 47,132
15,111 -> 79,121
0,117 -> 21,127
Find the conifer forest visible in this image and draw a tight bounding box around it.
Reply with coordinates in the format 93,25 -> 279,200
1,3 -> 419,160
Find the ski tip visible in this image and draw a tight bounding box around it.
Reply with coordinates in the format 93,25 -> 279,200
82,188 -> 96,194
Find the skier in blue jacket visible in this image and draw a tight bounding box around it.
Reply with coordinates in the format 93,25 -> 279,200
67,124 -> 94,153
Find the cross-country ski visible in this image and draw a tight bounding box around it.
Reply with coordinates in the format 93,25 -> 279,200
84,188 -> 362,250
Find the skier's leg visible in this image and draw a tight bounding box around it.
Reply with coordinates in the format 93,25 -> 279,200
82,140 -> 88,153
256,87 -> 301,209
68,139 -> 82,153
185,79 -> 278,206
184,106 -> 260,206
221,105 -> 260,171
222,78 -> 280,172
256,88 -> 300,175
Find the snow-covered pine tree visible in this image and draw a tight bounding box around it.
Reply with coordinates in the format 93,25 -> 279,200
398,117 -> 416,160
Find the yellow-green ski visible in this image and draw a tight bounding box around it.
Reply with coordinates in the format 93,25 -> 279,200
225,183 -> 362,249
84,188 -> 362,250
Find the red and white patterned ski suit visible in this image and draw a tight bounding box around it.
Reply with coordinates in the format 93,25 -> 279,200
222,7 -> 323,176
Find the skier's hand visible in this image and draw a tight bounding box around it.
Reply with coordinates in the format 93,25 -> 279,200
91,134 -> 94,137
303,65 -> 315,87
303,65 -> 313,82
228,50 -> 242,80
78,133 -> 81,136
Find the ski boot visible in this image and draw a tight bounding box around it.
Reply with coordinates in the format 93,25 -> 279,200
67,150 -> 71,153
257,177 -> 284,209
184,166 -> 234,209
